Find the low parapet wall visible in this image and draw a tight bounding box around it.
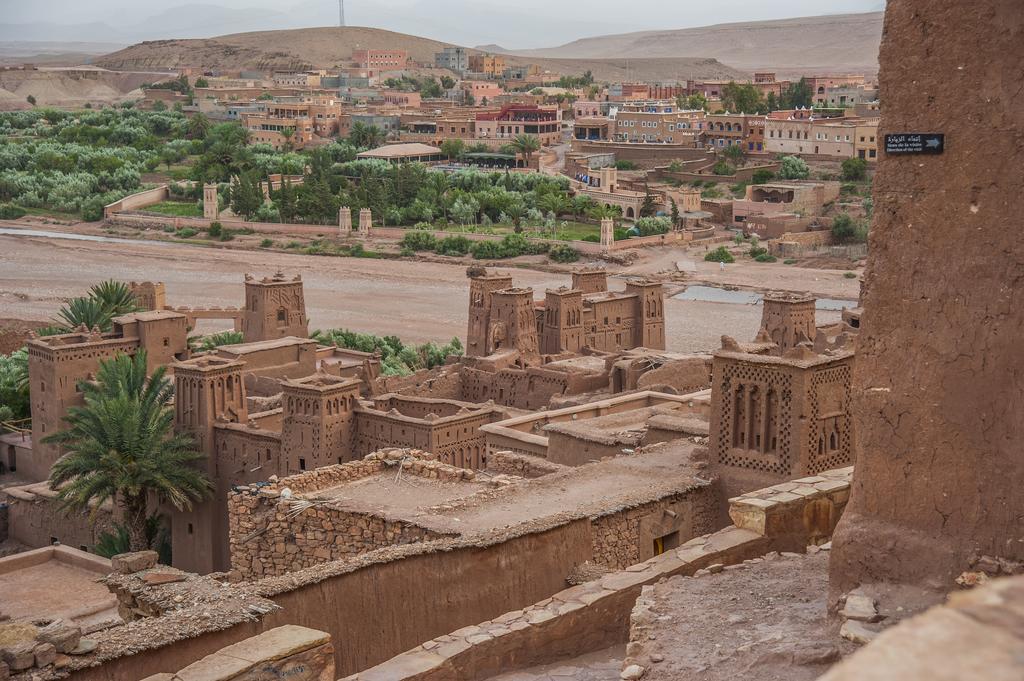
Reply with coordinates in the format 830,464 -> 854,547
103,185 -> 169,218
345,466 -> 853,681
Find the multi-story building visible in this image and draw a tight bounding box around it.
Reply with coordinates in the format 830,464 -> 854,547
460,80 -> 504,103
241,97 -> 343,149
435,47 -> 469,74
611,101 -> 705,145
271,71 -> 326,88
466,268 -> 666,360
806,75 -> 868,98
704,113 -> 767,152
474,104 -> 562,145
813,85 -> 879,109
351,49 -> 408,70
380,90 -> 422,108
467,54 -> 506,78
854,119 -> 880,162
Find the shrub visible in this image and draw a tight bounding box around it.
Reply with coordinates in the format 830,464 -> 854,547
581,234 -> 600,243
778,156 -> 810,180
751,169 -> 774,185
435,235 -> 471,257
219,230 -> 234,241
259,238 -> 273,248
784,258 -> 797,265
749,245 -> 769,259
548,244 -> 580,263
831,213 -> 857,243
712,160 -> 736,176
704,246 -> 735,263
207,221 -> 223,238
175,227 -> 198,238
754,253 -> 777,263
634,216 -> 671,236
841,157 -> 868,181
401,230 -> 438,251
614,160 -> 638,170
80,196 -> 107,222
0,203 -> 26,219
844,271 -> 858,279
284,241 -> 302,249
469,240 -> 505,259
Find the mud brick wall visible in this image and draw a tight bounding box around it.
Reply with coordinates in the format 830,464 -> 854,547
487,451 -> 570,478
590,485 -> 719,569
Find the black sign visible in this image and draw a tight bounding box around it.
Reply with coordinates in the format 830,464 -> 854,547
884,133 -> 945,155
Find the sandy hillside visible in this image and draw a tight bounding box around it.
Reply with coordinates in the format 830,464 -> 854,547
0,68 -> 159,111
94,26 -> 746,81
512,12 -> 884,75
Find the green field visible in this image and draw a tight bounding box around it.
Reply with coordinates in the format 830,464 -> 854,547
145,201 -> 202,217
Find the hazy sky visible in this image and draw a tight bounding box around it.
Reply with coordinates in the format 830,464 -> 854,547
4,0 -> 886,48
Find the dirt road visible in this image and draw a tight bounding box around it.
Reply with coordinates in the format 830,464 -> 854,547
0,230 -> 843,353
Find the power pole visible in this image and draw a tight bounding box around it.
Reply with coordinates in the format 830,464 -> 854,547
339,0 -> 346,27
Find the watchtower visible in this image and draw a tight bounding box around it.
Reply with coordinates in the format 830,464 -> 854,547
488,288 -> 539,358
242,272 -> 308,343
625,279 -> 666,350
760,292 -> 816,353
571,267 -> 608,295
280,374 -> 362,474
541,287 -> 584,354
466,269 -> 514,356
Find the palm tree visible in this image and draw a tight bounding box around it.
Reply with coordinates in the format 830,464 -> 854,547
349,121 -> 386,149
537,192 -> 570,219
586,203 -> 622,221
510,134 -> 541,168
55,280 -> 139,333
46,351 -> 212,552
571,195 -> 596,220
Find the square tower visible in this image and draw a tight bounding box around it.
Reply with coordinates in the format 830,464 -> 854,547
242,272 -> 308,343
128,281 -> 166,311
171,355 -> 248,574
281,374 -> 362,473
759,292 -> 816,353
488,288 -> 539,358
571,268 -> 608,295
708,343 -> 854,488
541,287 -> 584,354
466,269 -> 514,356
625,280 -> 666,350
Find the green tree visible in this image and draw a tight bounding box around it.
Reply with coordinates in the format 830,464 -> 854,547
46,351 -> 212,552
640,185 -> 657,217
186,112 -> 212,141
194,77 -> 209,88
778,155 -> 810,180
831,212 -> 858,243
26,95 -> 36,106
420,78 -> 443,99
151,100 -> 167,112
349,121 -> 386,149
841,157 -> 868,181
765,91 -> 779,112
537,191 -> 570,218
0,349 -> 30,421
722,144 -> 746,165
721,82 -> 766,114
780,77 -> 813,109
54,281 -> 139,332
440,138 -> 465,161
230,172 -> 264,220
670,197 -> 680,227
280,126 -> 295,152
510,134 -> 541,167
440,75 -> 456,90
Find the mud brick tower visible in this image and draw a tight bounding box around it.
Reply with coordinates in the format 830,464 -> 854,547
242,272 -> 309,343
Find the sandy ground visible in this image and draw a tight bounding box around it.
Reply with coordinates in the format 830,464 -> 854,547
0,226 -> 854,353
635,551 -> 854,681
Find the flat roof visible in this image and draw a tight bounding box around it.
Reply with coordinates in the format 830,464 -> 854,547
217,336 -> 316,355
0,546 -> 117,628
357,143 -> 443,158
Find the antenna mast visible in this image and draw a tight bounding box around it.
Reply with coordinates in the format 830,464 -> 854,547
339,0 -> 346,27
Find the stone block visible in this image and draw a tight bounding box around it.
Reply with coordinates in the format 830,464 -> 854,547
1,642 -> 35,671
37,620 -> 81,654
33,642 -> 56,668
111,550 -> 159,574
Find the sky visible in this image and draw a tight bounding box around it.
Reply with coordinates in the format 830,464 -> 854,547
1,0 -> 886,49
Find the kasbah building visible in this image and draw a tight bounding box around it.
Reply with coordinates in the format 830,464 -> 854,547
0,1 -> 1022,680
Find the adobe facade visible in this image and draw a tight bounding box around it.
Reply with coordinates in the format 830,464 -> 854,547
466,267 -> 666,362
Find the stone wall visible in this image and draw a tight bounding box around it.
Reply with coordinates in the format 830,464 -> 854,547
338,467 -> 854,681
486,451 -> 569,478
140,626 -> 334,681
590,486 -> 720,569
3,484 -> 116,553
228,451 -> 472,578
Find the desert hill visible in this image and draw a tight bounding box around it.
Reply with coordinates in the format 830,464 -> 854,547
94,26 -> 745,82
510,12 -> 884,76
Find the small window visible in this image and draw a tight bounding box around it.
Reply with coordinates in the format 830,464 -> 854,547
188,523 -> 194,535
299,457 -> 306,470
50,536 -> 59,545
